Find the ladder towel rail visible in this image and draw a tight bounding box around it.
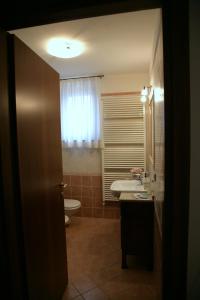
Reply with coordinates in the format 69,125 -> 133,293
101,93 -> 144,203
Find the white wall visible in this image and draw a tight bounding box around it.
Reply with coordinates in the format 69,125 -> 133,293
187,0 -> 200,298
62,72 -> 149,175
101,73 -> 149,93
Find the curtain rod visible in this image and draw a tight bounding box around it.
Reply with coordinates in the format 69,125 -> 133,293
60,75 -> 104,81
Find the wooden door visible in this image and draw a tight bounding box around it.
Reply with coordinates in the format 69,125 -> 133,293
0,30 -> 28,300
11,35 -> 68,300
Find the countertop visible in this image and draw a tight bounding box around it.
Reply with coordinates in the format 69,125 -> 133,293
119,192 -> 153,202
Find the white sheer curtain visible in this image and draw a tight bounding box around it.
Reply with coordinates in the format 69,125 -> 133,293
60,77 -> 101,148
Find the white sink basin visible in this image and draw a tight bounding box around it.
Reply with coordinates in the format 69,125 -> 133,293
110,179 -> 146,193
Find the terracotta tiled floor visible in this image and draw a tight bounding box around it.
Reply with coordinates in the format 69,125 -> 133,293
62,217 -> 156,300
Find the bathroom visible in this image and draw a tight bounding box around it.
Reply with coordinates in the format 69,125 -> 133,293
11,7 -> 164,300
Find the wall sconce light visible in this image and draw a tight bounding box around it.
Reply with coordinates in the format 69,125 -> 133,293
154,87 -> 164,102
140,86 -> 152,103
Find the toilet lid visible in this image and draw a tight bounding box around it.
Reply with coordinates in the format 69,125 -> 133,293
64,199 -> 81,210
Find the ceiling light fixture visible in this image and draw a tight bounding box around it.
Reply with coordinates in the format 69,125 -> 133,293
47,38 -> 85,58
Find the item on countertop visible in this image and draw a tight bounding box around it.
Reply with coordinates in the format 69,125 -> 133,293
135,192 -> 149,199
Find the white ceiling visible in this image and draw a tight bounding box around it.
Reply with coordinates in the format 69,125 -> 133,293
11,9 -> 159,78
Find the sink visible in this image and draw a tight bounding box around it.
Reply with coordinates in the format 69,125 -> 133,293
110,179 -> 146,193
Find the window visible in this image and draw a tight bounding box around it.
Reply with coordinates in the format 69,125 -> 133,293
60,77 -> 101,148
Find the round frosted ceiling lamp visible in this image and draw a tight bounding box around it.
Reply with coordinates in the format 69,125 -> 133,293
47,38 -> 85,58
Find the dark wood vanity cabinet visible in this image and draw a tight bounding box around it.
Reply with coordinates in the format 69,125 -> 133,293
120,200 -> 154,270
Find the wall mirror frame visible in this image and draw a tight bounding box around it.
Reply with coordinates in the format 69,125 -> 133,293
145,86 -> 155,171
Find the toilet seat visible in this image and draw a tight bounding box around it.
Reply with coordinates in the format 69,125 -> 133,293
64,199 -> 81,210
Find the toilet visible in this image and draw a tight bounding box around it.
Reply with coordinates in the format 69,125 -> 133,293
64,199 -> 81,224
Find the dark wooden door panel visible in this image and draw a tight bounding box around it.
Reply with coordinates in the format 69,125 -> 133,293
13,35 -> 67,300
0,30 -> 27,300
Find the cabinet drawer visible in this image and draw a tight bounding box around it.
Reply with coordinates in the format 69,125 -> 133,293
121,219 -> 153,245
120,201 -> 153,218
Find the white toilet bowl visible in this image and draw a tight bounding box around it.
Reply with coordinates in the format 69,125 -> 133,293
64,215 -> 70,225
64,199 -> 81,224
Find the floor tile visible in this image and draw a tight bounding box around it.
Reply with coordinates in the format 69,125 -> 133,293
72,275 -> 96,294
62,283 -> 80,299
66,217 -> 157,300
82,287 -> 109,300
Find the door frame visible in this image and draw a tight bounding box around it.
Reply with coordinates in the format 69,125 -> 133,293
0,0 -> 190,299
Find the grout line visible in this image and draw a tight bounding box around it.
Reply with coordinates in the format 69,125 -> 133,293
81,286 -> 111,300
71,282 -> 81,296
75,286 -> 97,297
80,287 -> 98,299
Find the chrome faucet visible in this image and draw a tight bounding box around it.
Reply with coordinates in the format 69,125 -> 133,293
138,173 -> 143,185
132,173 -> 143,185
